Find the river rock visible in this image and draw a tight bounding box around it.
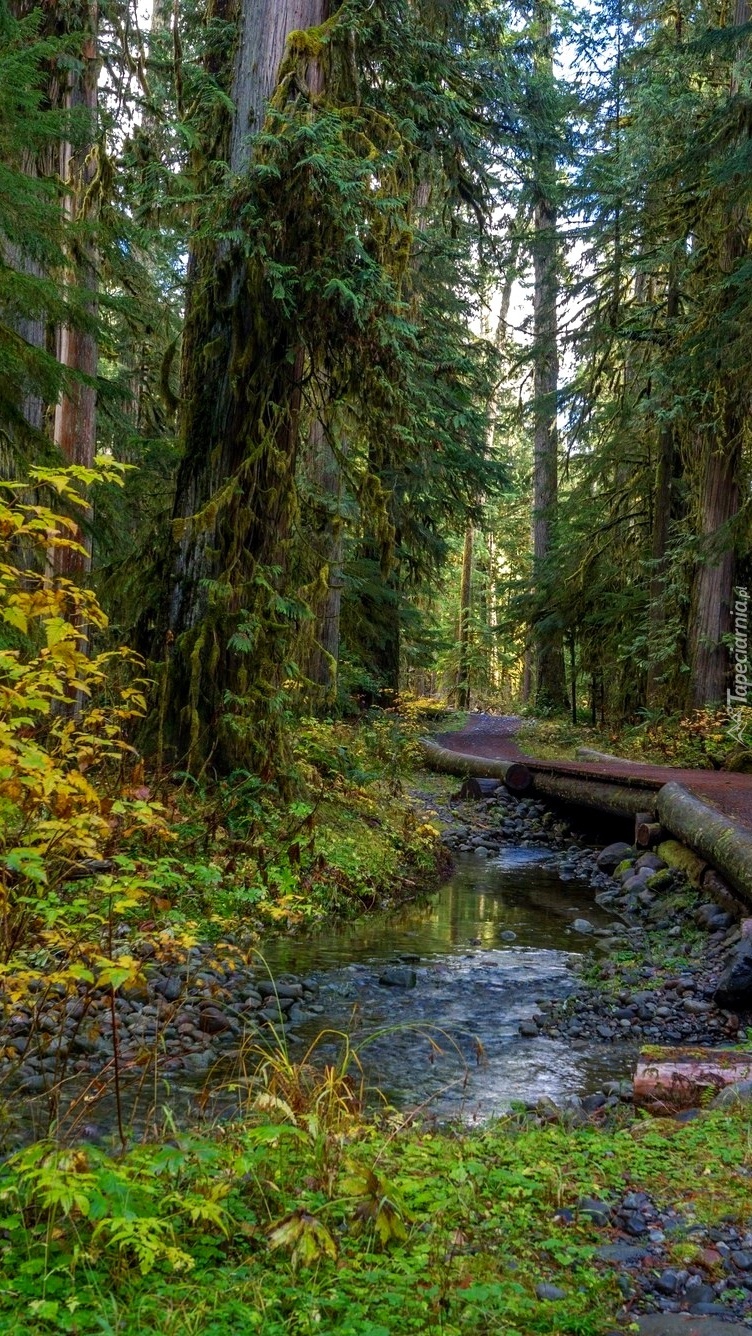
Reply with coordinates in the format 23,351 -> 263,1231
154,974 -> 183,1002
635,853 -> 665,872
198,1007 -> 231,1035
257,981 -> 304,1000
572,918 -> 594,934
711,1080 -> 752,1108
536,1284 -> 565,1301
379,966 -> 417,988
596,842 -> 633,872
714,939 -> 752,1008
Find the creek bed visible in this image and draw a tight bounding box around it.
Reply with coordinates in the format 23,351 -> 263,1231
2,846 -> 636,1145
260,847 -> 636,1119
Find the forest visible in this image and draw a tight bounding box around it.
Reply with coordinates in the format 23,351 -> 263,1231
0,0 -> 751,1332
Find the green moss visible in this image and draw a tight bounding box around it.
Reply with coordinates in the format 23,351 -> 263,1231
646,867 -> 674,892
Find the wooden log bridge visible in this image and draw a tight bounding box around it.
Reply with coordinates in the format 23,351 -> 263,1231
657,782 -> 752,907
421,716 -> 752,900
419,737 -> 533,794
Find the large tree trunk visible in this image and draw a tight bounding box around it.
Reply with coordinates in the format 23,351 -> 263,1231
530,0 -> 567,711
686,0 -> 749,708
304,414 -> 344,698
687,440 -> 741,706
161,0 -> 329,773
646,268 -> 679,707
456,524 -> 474,709
657,781 -> 752,904
52,1 -> 99,580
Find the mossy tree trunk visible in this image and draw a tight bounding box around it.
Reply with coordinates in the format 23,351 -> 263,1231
530,0 -> 567,712
687,0 -> 749,709
52,0 -> 99,581
161,0 -> 330,774
304,413 -> 345,699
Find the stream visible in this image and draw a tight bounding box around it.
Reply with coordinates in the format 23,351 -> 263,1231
260,846 -> 635,1120
5,844 -> 637,1145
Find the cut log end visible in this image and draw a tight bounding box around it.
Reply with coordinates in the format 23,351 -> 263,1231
636,820 -> 665,848
504,762 -> 533,794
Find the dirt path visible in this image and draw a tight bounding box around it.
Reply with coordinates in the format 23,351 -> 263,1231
435,714 -> 752,831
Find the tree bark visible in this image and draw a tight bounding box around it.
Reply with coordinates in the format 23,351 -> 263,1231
52,2 -> 99,580
419,737 -> 533,794
229,0 -> 328,172
531,0 -> 567,711
657,781 -> 752,904
531,771 -> 658,818
456,523 -> 474,709
646,266 -> 679,706
687,442 -> 740,706
160,0 -> 329,771
634,1047 -> 752,1113
305,414 -> 344,697
686,0 -> 749,708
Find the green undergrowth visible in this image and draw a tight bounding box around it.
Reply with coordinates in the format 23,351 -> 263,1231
1,1091 -> 751,1335
151,711 -> 447,939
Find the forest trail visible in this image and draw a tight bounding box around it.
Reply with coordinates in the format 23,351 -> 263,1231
435,714 -> 752,831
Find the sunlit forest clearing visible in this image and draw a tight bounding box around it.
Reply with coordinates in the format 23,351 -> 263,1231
0,0 -> 751,1331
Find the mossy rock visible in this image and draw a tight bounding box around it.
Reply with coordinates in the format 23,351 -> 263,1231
646,868 -> 674,893
657,839 -> 707,887
615,858 -> 635,877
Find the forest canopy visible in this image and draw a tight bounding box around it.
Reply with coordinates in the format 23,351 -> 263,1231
1,0 -> 750,775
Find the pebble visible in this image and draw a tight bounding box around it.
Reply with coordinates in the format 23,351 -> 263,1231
0,939 -> 319,1097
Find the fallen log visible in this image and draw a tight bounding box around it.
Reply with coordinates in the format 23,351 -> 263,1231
634,1045 -> 752,1112
530,771 -> 658,819
419,738 -> 533,794
635,819 -> 665,848
657,781 -> 752,905
457,777 -> 501,800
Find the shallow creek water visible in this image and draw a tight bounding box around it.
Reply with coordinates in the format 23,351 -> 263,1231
260,848 -> 635,1120
8,848 -> 635,1145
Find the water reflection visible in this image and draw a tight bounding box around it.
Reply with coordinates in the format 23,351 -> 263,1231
261,850 -> 634,1119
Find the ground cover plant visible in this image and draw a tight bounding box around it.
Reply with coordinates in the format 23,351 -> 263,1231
1,1080 -> 751,1335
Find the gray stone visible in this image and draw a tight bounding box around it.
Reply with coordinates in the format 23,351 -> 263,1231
519,1020 -> 539,1037
535,1283 -> 566,1301
654,1270 -> 681,1295
577,1196 -> 611,1225
714,939 -> 752,1008
635,853 -> 665,871
731,1249 -> 752,1269
596,1243 -> 647,1263
154,975 -> 182,1003
257,981 -> 304,1000
378,966 -> 417,988
624,875 -> 650,894
500,930 -> 517,942
596,842 -> 634,872
182,1049 -> 216,1073
198,1008 -> 232,1035
572,918 -> 594,934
